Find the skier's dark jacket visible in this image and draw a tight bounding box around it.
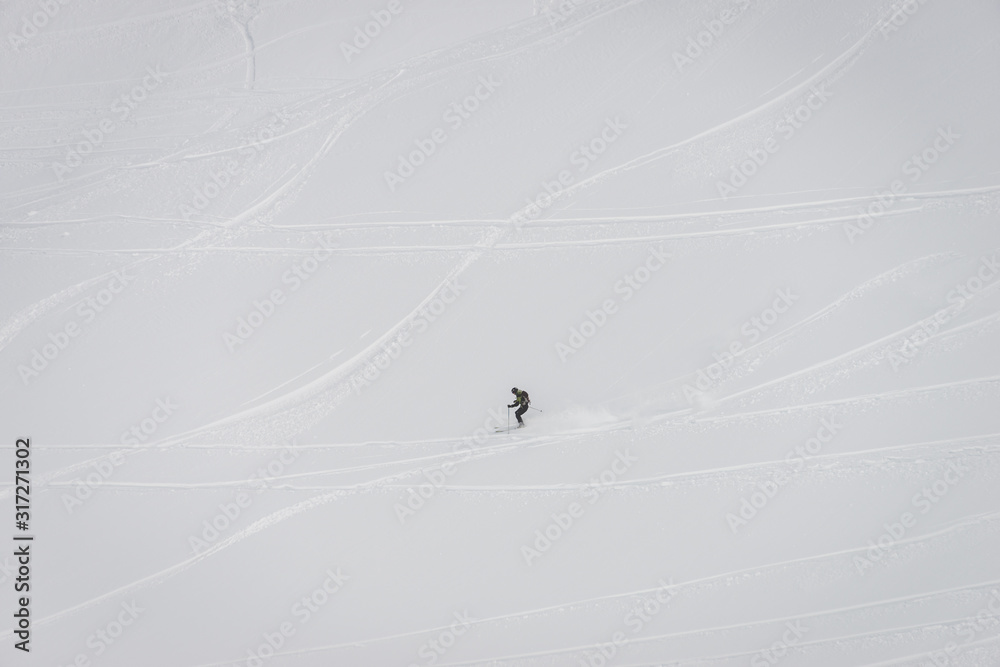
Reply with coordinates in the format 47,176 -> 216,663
509,390 -> 529,408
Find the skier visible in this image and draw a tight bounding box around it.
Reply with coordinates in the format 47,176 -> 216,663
508,387 -> 530,428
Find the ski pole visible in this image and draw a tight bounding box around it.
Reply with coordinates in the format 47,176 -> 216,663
507,406 -> 511,433
529,406 -> 542,412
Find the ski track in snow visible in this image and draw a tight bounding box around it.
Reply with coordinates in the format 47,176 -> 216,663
184,514 -> 1000,665
2,1 -> 998,663
11,431 -> 1000,494
5,368 -> 999,503
6,484 -> 996,658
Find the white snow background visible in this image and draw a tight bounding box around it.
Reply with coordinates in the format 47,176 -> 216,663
2,0 -> 1000,665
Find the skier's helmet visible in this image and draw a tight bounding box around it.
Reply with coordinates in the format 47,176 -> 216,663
511,387 -> 518,394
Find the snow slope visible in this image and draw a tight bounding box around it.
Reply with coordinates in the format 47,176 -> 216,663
2,0 -> 1000,665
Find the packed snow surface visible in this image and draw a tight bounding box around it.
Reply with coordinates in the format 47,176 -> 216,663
2,0 -> 1000,665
